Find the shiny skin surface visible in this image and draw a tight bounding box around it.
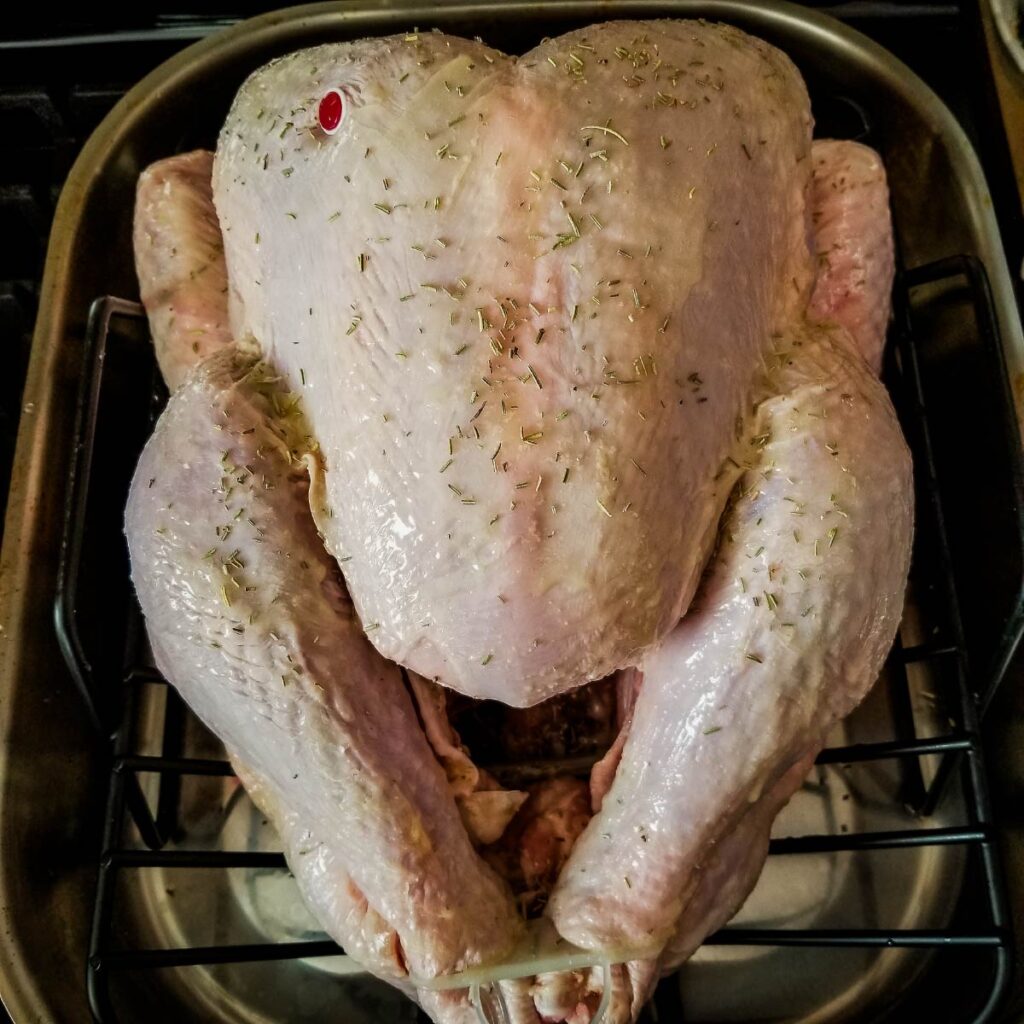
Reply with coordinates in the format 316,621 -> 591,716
213,21 -> 814,706
550,323 -> 912,950
125,349 -> 521,980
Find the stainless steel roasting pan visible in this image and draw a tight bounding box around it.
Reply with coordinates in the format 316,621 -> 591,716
2,2 -> 1024,1022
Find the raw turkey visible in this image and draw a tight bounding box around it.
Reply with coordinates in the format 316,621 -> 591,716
126,19 -> 913,1024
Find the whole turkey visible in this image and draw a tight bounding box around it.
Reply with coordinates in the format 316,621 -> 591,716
126,19 -> 913,1024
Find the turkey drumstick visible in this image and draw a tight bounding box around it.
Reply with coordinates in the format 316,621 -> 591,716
125,348 -> 523,979
551,135 -> 911,955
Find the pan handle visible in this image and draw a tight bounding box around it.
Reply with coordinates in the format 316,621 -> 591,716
53,295 -> 146,736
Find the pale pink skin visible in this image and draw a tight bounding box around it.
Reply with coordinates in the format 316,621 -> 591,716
133,150 -> 234,389
128,20 -> 910,1024
808,139 -> 894,371
548,317 -> 912,953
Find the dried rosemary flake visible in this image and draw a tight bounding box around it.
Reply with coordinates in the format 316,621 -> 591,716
580,124 -> 630,146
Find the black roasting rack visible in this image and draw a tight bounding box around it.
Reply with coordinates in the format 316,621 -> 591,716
53,122 -> 1024,1024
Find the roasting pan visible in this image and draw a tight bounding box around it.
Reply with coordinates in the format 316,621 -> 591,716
2,2 -> 1024,1022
